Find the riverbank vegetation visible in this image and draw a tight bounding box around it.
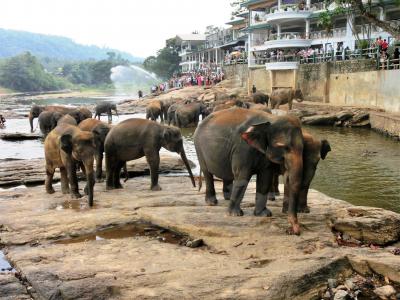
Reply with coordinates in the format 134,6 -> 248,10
0,51 -> 134,92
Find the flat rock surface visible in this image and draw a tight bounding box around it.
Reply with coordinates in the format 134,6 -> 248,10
0,154 -> 195,187
0,273 -> 31,299
0,176 -> 399,299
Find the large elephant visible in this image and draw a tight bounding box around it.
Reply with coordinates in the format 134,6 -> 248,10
146,100 -> 164,122
175,102 -> 210,128
94,102 -> 118,123
105,118 -> 195,191
38,111 -> 63,136
252,92 -> 269,106
194,108 -> 304,235
79,119 -> 111,182
44,123 -> 96,206
29,105 -> 76,132
213,99 -> 248,112
274,131 -> 331,213
67,107 -> 92,124
270,88 -> 304,110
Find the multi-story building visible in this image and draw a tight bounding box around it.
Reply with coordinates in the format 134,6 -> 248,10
176,33 -> 206,72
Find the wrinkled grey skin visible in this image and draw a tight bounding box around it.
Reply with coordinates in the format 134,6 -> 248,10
105,118 -> 195,191
94,103 -> 118,123
67,107 -> 92,124
175,102 -> 210,128
167,103 -> 180,125
38,111 -> 63,136
270,88 -> 304,110
252,92 -> 269,106
194,108 -> 304,235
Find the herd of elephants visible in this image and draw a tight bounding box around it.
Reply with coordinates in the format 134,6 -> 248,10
28,87 -> 331,235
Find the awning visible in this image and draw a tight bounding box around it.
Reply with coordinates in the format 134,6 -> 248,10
219,40 -> 246,50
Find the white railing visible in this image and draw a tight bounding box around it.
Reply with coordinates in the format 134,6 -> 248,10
269,32 -> 306,40
310,28 -> 347,39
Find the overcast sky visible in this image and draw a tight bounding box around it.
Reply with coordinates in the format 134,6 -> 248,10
0,0 -> 234,58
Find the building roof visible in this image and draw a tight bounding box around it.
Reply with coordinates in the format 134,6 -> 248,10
226,18 -> 246,26
175,34 -> 206,42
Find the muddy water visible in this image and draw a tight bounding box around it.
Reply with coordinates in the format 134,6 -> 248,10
55,221 -> 190,246
1,103 -> 400,213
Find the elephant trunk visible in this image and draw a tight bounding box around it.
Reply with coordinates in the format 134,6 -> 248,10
286,153 -> 303,235
180,148 -> 196,188
84,161 -> 95,206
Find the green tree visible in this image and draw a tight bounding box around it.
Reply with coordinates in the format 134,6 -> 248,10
143,41 -> 180,79
0,52 -> 67,92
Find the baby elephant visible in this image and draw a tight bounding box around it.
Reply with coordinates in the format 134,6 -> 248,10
146,100 -> 164,122
44,123 -> 96,206
105,118 -> 195,191
94,102 -> 118,123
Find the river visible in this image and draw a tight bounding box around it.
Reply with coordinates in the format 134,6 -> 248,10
1,101 -> 399,213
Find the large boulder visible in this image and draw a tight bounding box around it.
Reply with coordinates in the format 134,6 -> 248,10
333,206 -> 400,245
302,114 -> 338,126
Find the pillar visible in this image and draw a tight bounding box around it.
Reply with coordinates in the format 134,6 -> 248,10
277,24 -> 281,38
248,31 -> 252,67
215,48 -> 218,65
345,15 -> 354,50
305,19 -> 310,39
278,0 -> 282,10
306,0 -> 311,9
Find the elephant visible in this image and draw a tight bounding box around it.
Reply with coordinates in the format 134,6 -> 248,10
269,131 -> 331,213
44,122 -> 96,206
194,108 -> 304,235
79,119 -> 111,182
161,100 -> 173,122
248,103 -> 272,113
167,103 -> 179,125
270,88 -> 304,110
38,111 -> 63,136
105,118 -> 195,191
146,100 -> 164,122
175,102 -> 210,128
58,114 -> 78,126
29,105 -> 76,132
67,107 -> 92,124
252,92 -> 269,106
213,99 -> 248,112
94,102 -> 118,123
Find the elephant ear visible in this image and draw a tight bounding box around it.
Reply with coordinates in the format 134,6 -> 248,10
241,121 -> 270,154
320,139 -> 331,160
60,134 -> 73,154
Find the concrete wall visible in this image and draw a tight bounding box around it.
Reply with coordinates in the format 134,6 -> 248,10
223,64 -> 248,90
248,67 -> 272,94
329,69 -> 400,113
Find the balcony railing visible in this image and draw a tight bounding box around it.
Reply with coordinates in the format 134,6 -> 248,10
310,27 -> 347,39
269,32 -> 307,40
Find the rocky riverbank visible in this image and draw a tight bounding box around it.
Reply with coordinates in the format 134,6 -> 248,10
0,176 -> 399,299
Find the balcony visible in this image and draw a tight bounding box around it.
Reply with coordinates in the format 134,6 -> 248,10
310,28 -> 347,40
263,32 -> 311,49
266,5 -> 312,24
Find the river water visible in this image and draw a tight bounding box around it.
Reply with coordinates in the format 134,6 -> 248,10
1,99 -> 400,213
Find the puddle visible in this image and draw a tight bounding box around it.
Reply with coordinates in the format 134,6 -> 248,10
54,221 -> 200,247
49,200 -> 99,211
0,250 -> 14,272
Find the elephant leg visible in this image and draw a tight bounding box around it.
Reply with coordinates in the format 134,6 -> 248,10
282,174 -> 290,213
160,112 -> 164,123
60,167 -> 70,194
228,176 -> 250,216
66,160 -> 81,198
288,100 -> 293,110
146,152 -> 161,191
95,152 -> 103,182
45,165 -> 55,194
268,169 -> 280,201
79,162 -> 91,196
203,169 -> 218,205
222,179 -> 233,200
113,161 -> 124,189
297,186 -> 311,213
254,168 -> 273,217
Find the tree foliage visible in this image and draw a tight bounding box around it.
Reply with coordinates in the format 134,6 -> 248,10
143,39 -> 180,80
0,52 -> 68,92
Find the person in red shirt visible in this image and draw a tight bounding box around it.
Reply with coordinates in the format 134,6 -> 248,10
381,39 -> 389,54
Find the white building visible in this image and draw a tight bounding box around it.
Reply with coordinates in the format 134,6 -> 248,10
176,33 -> 206,72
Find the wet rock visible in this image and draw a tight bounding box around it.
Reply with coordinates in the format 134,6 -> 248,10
374,285 -> 396,299
301,114 -> 337,126
328,278 -> 338,289
334,289 -> 350,300
333,207 -> 400,246
0,273 -> 31,299
336,111 -> 355,122
186,239 -> 203,248
345,278 -> 355,290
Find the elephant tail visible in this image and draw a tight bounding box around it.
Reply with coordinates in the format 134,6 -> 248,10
123,163 -> 129,182
198,169 -> 202,192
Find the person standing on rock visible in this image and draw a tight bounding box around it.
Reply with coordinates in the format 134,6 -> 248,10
138,90 -> 143,99
252,85 -> 257,94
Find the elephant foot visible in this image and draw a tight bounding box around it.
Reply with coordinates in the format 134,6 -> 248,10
151,184 -> 162,191
254,207 -> 272,217
286,225 -> 301,236
282,202 -> 288,214
71,192 -> 82,199
46,188 -> 55,194
84,185 -> 88,195
106,185 -> 115,191
205,196 -> 218,206
228,206 -> 244,216
223,192 -> 231,200
298,206 -> 310,214
267,192 -> 276,201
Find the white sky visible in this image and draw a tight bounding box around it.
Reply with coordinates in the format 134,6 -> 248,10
0,0 -> 234,58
